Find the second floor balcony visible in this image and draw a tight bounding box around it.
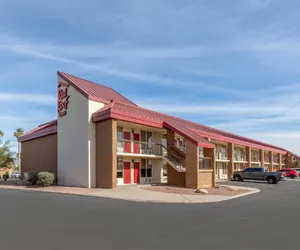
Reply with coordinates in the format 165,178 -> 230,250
215,151 -> 228,160
117,140 -> 163,156
251,156 -> 260,162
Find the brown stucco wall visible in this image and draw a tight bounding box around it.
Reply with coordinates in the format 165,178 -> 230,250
185,140 -> 199,189
21,134 -> 57,176
95,119 -> 117,188
167,164 -> 185,187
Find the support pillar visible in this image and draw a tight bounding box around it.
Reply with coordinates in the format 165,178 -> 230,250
203,147 -> 216,187
246,146 -> 251,168
270,152 -> 274,172
259,149 -> 264,168
228,143 -> 234,180
166,130 -> 175,148
185,141 -> 199,189
279,154 -> 282,169
287,154 -> 293,168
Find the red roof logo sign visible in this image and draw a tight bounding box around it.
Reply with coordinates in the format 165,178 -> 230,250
58,82 -> 70,117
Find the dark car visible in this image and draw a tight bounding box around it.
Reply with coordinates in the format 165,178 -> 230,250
232,167 -> 284,184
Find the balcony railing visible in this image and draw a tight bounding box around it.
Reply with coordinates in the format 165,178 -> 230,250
234,154 -> 246,161
117,140 -> 163,156
215,151 -> 228,160
177,146 -> 186,152
251,156 -> 260,162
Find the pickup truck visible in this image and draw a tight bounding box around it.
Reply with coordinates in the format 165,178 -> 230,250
232,167 -> 284,184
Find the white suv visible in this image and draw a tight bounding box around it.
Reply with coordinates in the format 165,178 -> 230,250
11,172 -> 21,179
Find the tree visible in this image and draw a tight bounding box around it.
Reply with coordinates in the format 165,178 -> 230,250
0,130 -> 4,138
13,128 -> 24,171
0,138 -> 15,169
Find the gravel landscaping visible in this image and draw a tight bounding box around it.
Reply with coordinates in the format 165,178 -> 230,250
139,184 -> 250,196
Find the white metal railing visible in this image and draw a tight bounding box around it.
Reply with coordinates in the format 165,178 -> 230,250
234,154 -> 246,161
117,140 -> 163,155
273,157 -> 280,163
175,145 -> 186,152
251,156 -> 260,162
215,151 -> 228,160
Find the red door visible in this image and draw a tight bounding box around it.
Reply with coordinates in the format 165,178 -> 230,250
133,133 -> 140,154
123,132 -> 131,153
133,162 -> 140,183
123,162 -> 131,184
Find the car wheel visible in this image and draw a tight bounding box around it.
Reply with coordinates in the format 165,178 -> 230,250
267,177 -> 276,184
233,175 -> 242,181
289,175 -> 296,179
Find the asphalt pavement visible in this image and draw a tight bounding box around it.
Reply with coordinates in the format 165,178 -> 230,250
1,179 -> 300,250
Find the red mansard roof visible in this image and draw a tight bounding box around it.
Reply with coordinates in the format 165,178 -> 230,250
92,101 -> 288,154
58,71 -> 137,106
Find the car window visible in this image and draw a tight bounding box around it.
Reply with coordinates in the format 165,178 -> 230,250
245,168 -> 252,172
279,169 -> 285,172
253,168 -> 262,172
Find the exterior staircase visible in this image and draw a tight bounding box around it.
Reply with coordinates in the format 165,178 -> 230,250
164,155 -> 186,172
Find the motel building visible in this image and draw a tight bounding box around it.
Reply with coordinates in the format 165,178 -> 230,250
18,72 -> 298,189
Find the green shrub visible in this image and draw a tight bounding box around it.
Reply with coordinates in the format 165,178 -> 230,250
24,171 -> 39,185
37,172 -> 55,186
2,173 -> 9,181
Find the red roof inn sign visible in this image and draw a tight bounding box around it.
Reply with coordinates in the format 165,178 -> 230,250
58,82 -> 70,117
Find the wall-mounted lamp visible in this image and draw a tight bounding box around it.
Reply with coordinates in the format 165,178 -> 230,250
132,130 -> 135,133
132,159 -> 134,163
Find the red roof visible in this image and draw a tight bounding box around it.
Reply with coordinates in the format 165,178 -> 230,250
58,71 -> 137,106
18,120 -> 57,142
93,101 -> 288,153
19,72 -> 296,156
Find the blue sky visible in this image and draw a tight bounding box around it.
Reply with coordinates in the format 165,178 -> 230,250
1,0 -> 300,154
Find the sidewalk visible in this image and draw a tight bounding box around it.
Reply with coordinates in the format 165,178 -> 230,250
0,180 -> 259,203
90,185 -> 259,203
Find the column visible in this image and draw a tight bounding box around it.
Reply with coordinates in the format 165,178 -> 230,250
246,146 -> 251,168
204,147 -> 216,188
279,153 -> 282,169
96,119 -> 117,188
287,154 -> 293,168
166,130 -> 175,148
259,149 -> 264,168
270,152 -> 274,172
227,143 -> 234,180
185,140 -> 199,189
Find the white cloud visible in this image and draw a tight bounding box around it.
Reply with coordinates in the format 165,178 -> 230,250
0,92 -> 56,105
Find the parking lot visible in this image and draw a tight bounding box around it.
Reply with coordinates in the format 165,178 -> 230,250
1,177 -> 300,250
221,177 -> 300,191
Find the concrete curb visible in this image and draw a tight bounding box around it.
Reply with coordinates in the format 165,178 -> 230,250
0,184 -> 260,204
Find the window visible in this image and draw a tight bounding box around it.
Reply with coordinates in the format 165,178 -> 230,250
199,158 -> 211,169
163,162 -> 167,177
117,158 -> 123,178
141,159 -> 146,178
147,159 -> 152,178
140,159 -> 152,178
198,147 -> 204,157
244,168 -> 252,172
117,127 -> 123,141
253,168 -> 262,172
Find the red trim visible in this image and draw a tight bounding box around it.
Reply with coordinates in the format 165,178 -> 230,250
18,126 -> 57,142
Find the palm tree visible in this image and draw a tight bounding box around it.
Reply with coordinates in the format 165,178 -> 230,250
0,130 -> 4,138
14,128 -> 24,171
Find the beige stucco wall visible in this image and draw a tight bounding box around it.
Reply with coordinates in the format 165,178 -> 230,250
152,159 -> 163,183
57,76 -> 103,188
